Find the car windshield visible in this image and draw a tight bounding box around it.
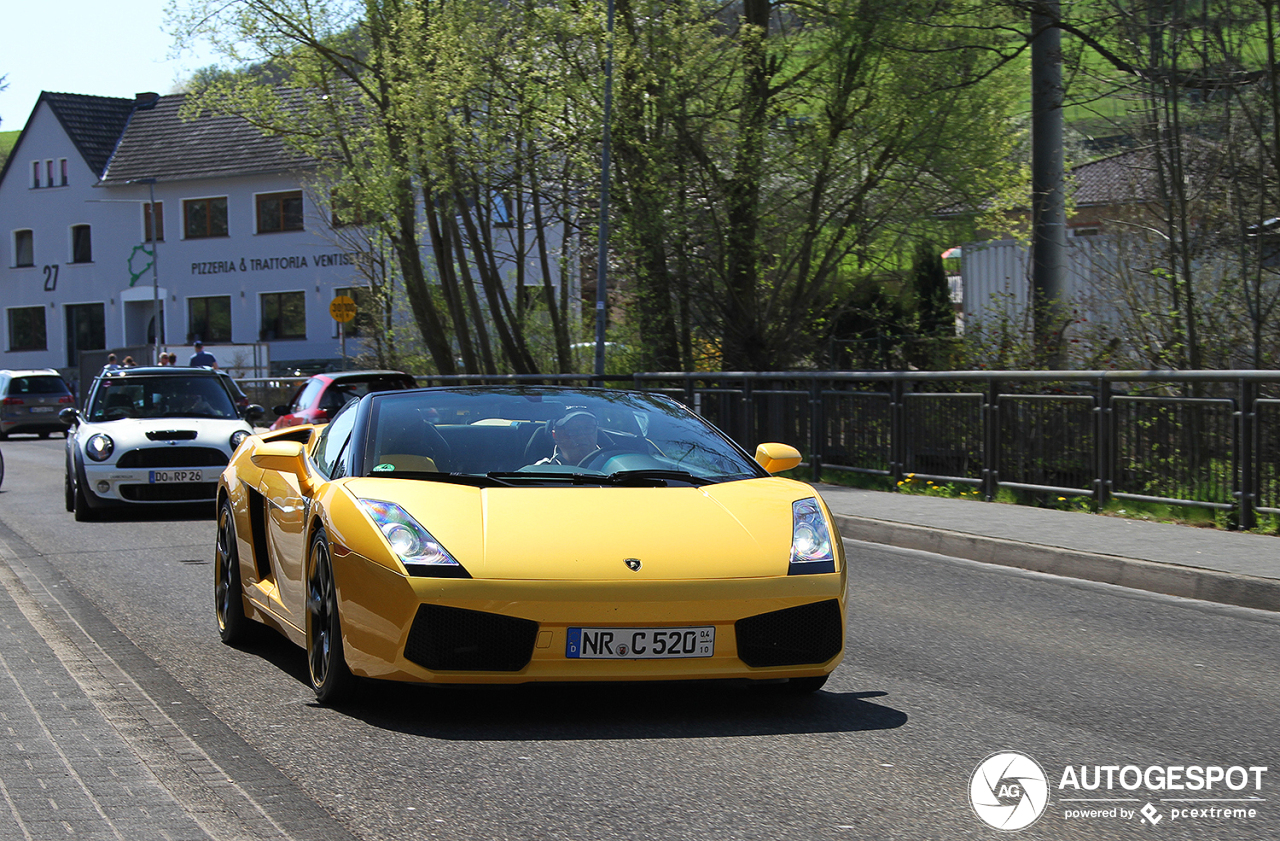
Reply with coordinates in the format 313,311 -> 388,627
88,375 -> 239,421
360,388 -> 765,484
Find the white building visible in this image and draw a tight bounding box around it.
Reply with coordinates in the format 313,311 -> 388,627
2,91 -> 465,383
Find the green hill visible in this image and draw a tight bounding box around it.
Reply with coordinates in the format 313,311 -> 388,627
0,130 -> 18,167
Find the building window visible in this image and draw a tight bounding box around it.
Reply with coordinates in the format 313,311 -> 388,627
71,225 -> 92,263
59,159 -> 68,186
7,307 -> 47,352
330,192 -> 366,228
65,303 -> 106,365
46,160 -> 54,188
14,230 -> 34,267
183,197 -> 229,239
144,202 -> 164,242
260,291 -> 306,340
31,162 -> 40,188
256,191 -> 304,234
188,296 -> 232,343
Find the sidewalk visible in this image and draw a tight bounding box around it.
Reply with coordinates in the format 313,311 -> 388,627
815,483 -> 1280,613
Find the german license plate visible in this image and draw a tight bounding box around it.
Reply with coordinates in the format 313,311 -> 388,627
566,627 -> 714,659
29,406 -> 54,413
149,469 -> 204,483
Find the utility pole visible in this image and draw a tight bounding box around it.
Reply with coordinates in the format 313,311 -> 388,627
1031,0 -> 1068,368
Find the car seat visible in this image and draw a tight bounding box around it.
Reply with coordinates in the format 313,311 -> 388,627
374,409 -> 452,473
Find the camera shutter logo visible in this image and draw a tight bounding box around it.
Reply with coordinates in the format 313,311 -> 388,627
969,751 -> 1050,831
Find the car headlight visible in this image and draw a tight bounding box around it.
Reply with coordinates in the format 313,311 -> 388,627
789,498 -> 836,574
85,433 -> 115,462
230,430 -> 250,450
358,499 -> 468,577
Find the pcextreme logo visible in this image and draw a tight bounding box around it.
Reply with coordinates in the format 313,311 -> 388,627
968,751 -> 1269,831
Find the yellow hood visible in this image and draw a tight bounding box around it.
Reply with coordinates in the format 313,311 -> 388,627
342,477 -> 816,580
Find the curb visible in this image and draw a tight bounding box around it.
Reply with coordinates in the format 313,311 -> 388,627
833,514 -> 1280,614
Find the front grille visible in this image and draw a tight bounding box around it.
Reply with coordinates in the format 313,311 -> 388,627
404,604 -> 538,672
735,600 -> 843,667
120,482 -> 218,502
116,446 -> 228,468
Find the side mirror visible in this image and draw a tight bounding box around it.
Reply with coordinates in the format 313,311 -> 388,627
250,440 -> 315,494
272,404 -> 289,417
243,404 -> 266,423
59,407 -> 80,427
754,442 -> 802,474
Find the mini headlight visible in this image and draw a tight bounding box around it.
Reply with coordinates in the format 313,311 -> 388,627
85,433 -> 115,462
358,499 -> 464,574
789,498 -> 835,574
230,430 -> 250,450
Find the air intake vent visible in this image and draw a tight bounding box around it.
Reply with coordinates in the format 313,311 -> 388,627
146,429 -> 198,441
404,605 -> 538,672
735,600 -> 843,667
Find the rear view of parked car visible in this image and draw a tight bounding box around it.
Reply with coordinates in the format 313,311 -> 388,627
0,369 -> 76,439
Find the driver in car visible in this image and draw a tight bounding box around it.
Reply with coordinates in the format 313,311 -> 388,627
535,410 -> 600,466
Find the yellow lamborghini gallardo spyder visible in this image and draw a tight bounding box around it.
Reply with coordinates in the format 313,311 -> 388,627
214,386 -> 846,703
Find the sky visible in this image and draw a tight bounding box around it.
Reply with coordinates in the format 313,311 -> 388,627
1,0 -> 223,132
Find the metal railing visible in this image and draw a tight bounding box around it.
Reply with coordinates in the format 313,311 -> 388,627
625,370 -> 1280,530
237,369 -> 1280,530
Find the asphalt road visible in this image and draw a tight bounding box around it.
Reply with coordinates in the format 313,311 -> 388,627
0,437 -> 1276,840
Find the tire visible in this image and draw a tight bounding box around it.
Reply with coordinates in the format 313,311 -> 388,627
214,500 -> 253,645
306,528 -> 355,704
64,469 -> 74,512
73,471 -> 98,522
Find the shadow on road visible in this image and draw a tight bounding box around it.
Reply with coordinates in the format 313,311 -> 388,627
326,679 -> 907,740
228,623 -> 906,740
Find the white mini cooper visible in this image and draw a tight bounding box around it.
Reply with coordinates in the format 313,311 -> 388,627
62,367 -> 264,520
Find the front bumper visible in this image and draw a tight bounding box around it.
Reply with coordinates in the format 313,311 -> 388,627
80,462 -> 221,504
331,552 -> 847,685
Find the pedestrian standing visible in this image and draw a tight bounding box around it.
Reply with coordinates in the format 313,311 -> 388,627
189,342 -> 218,368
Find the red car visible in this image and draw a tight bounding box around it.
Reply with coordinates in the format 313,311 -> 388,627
269,370 -> 417,430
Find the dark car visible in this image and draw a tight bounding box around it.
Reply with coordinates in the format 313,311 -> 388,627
269,370 -> 417,430
0,369 -> 76,439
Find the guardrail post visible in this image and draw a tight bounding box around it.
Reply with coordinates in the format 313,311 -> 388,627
741,376 -> 754,448
1095,377 -> 1112,511
890,378 -> 905,485
982,378 -> 1000,501
1238,378 -> 1257,531
810,378 -> 824,483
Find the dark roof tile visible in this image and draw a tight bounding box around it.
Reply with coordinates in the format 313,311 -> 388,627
100,93 -> 314,185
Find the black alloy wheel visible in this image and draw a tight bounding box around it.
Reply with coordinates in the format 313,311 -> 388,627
306,528 -> 355,704
214,500 -> 253,644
